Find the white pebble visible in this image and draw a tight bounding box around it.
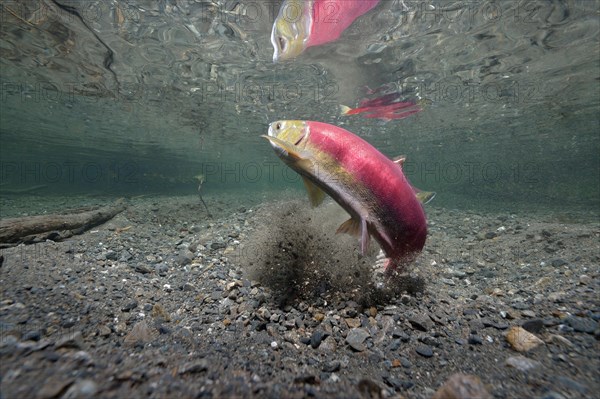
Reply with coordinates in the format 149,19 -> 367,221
270,341 -> 278,349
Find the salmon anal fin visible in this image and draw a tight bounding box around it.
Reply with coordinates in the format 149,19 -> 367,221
360,218 -> 370,255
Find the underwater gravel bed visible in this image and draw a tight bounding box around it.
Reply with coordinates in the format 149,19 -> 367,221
0,194 -> 598,398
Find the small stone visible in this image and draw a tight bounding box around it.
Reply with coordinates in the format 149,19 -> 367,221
481,319 -> 509,330
556,376 -> 589,394
37,377 -> 75,399
506,326 -> 544,352
579,275 -> 591,285
521,319 -> 544,334
180,359 -> 209,374
408,314 -> 433,332
176,250 -> 194,265
121,301 -> 138,312
551,258 -> 567,267
314,313 -> 325,322
432,373 -> 492,399
346,328 -> 370,351
345,318 -> 361,329
468,335 -> 483,345
323,360 -> 341,372
183,283 -> 195,292
22,330 -> 41,341
485,231 -> 497,239
310,330 -> 328,349
210,242 -> 226,250
270,341 -> 278,349
132,264 -> 151,274
505,355 -> 541,372
119,250 -> 133,262
319,336 -> 337,352
521,310 -> 536,318
415,345 -> 433,358
62,379 -> 98,399
383,375 -> 414,391
55,331 -> 84,350
565,316 -> 598,334
97,325 -> 111,337
124,321 -> 152,346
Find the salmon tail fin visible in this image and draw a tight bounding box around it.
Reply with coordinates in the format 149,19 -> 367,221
339,105 -> 352,115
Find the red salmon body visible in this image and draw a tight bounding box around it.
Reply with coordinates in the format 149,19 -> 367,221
305,121 -> 427,263
307,0 -> 381,47
264,120 -> 432,274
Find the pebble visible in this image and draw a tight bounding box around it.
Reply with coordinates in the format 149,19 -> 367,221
310,330 -> 328,349
346,328 -> 370,352
383,375 -> 413,391
37,377 -> 75,399
556,376 -> 589,394
22,330 -> 41,341
481,318 -> 509,330
579,274 -> 591,285
468,335 -> 483,345
97,325 -> 111,337
521,310 -> 536,318
521,319 -> 544,334
551,258 -> 567,267
55,331 -> 84,350
506,326 -> 544,352
432,373 -> 492,399
415,345 -> 433,358
179,359 -> 209,374
322,360 -> 341,372
505,355 -> 541,372
121,301 -> 138,312
132,264 -> 151,274
62,379 -> 98,399
564,316 -> 598,334
344,318 -> 361,329
319,336 -> 337,352
408,314 -> 433,332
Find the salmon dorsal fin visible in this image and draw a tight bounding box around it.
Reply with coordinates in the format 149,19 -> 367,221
393,155 -> 406,168
336,217 -> 370,255
416,191 -> 436,204
302,177 -> 326,207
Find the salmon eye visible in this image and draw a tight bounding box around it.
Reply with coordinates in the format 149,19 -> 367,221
276,123 -> 281,130
278,36 -> 286,51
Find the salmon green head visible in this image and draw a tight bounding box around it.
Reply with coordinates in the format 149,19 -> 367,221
262,120 -> 310,163
271,0 -> 312,62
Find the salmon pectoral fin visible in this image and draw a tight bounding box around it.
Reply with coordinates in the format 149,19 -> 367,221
302,177 -> 326,207
336,217 -> 370,255
416,191 -> 436,204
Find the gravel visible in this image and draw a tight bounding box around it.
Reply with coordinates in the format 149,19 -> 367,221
0,194 -> 598,398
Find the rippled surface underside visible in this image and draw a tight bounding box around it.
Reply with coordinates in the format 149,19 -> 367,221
0,0 -> 598,210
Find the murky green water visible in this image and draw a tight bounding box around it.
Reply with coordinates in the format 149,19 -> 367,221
1,0 -> 598,215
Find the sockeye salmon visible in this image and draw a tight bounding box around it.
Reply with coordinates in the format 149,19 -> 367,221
262,120 -> 435,274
